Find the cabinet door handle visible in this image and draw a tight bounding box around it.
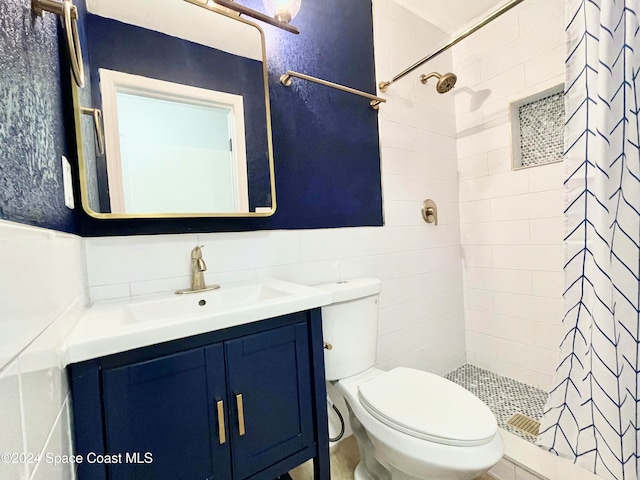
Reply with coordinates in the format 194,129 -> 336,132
236,393 -> 246,436
216,400 -> 226,445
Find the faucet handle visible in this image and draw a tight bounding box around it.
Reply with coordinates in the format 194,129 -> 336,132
191,245 -> 207,272
191,245 -> 204,259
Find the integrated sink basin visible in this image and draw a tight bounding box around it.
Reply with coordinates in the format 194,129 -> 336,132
63,278 -> 333,365
125,279 -> 315,324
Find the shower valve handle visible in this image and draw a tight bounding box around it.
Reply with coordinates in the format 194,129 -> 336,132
421,199 -> 438,226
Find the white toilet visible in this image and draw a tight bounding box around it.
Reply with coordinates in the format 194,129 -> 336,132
318,278 -> 503,480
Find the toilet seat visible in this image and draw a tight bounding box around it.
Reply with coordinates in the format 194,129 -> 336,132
358,367 -> 497,447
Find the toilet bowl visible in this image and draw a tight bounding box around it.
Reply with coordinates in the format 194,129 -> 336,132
318,278 -> 503,480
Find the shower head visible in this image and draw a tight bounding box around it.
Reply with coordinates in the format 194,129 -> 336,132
420,72 -> 457,94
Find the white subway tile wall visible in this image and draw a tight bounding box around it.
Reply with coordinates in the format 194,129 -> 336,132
453,0 -> 565,390
0,220 -> 88,480
0,362 -> 26,480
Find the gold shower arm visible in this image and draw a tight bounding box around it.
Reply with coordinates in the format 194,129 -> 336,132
379,0 -> 526,92
280,70 -> 387,109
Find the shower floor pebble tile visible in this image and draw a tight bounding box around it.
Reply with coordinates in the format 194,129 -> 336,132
444,364 -> 547,443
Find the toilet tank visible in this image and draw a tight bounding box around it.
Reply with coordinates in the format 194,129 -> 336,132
317,278 -> 381,381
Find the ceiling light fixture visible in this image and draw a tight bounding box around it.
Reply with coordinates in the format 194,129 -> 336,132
209,0 -> 300,34
262,0 -> 301,24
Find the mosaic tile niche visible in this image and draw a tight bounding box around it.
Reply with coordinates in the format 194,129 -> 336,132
510,86 -> 565,170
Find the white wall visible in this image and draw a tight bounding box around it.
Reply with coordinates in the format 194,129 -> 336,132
84,0 -> 466,378
0,220 -> 88,480
452,0 -> 566,390
374,0 -> 464,372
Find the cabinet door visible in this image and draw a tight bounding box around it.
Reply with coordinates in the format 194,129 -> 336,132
225,323 -> 314,480
102,345 -> 231,480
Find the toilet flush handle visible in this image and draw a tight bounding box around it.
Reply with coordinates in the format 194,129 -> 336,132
323,342 -> 333,350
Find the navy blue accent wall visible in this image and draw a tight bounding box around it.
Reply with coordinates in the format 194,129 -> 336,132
0,0 -> 381,235
254,0 -> 383,229
83,14 -> 271,212
78,0 -> 382,235
0,0 -> 74,232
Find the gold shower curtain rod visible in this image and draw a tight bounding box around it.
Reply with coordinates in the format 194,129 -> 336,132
379,0 -> 526,92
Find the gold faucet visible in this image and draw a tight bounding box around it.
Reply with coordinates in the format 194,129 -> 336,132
175,245 -> 220,294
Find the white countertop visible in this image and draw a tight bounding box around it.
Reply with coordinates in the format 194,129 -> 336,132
63,278 -> 332,365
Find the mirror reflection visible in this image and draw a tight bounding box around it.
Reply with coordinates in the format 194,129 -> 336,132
74,0 -> 275,217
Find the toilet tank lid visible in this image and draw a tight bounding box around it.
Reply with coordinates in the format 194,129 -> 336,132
316,278 -> 381,303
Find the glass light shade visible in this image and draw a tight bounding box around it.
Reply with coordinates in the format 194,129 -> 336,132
263,0 -> 301,23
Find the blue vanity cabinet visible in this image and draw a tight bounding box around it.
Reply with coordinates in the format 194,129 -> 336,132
102,344 -> 230,480
225,324 -> 313,480
68,310 -> 330,480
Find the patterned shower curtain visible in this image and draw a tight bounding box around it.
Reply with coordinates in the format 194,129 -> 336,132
537,0 -> 640,479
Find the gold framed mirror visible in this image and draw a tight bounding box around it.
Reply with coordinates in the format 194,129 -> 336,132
72,0 -> 276,219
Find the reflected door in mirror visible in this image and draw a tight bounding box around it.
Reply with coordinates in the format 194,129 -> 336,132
100,70 -> 249,214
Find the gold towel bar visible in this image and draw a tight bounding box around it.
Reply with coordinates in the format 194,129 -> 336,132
32,0 -> 85,88
280,70 -> 386,110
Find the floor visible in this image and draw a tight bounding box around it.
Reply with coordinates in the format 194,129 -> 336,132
289,436 -> 359,480
289,435 -> 494,480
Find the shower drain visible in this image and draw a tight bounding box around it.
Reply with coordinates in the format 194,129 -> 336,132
507,413 -> 540,437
